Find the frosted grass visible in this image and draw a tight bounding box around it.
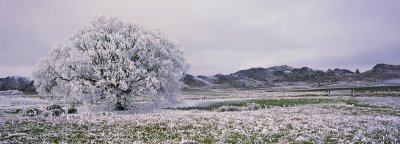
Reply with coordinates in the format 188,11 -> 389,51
1,103 -> 399,143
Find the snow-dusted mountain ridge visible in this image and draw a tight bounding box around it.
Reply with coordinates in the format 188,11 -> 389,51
183,63 -> 400,89
2,63 -> 400,91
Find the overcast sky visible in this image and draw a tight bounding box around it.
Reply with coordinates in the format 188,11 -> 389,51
0,0 -> 399,77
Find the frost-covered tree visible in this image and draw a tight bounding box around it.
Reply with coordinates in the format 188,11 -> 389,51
33,16 -> 187,110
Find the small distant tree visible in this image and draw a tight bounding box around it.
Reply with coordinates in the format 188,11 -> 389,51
313,70 -> 326,87
355,69 -> 360,74
33,16 -> 187,110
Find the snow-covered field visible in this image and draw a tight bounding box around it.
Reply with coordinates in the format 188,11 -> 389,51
1,91 -> 400,143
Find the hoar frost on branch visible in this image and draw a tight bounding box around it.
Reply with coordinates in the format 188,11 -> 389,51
33,16 -> 187,110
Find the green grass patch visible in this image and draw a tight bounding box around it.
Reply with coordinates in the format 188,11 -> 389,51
206,98 -> 345,110
170,98 -> 397,112
168,98 -> 345,111
249,99 -> 332,108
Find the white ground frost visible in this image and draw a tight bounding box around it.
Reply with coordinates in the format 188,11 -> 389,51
1,101 -> 399,143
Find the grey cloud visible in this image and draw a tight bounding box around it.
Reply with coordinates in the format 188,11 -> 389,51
0,0 -> 399,77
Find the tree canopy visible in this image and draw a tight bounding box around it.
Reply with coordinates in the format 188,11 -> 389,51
33,16 -> 187,110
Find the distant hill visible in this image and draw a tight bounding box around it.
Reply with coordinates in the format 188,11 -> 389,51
356,64 -> 400,81
3,63 -> 400,91
182,63 -> 400,89
0,76 -> 34,92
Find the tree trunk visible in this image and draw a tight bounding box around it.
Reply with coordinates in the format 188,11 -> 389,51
115,101 -> 126,111
115,94 -> 126,111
